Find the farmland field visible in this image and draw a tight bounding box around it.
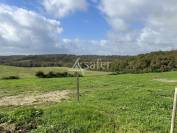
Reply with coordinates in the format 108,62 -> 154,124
0,65 -> 176,132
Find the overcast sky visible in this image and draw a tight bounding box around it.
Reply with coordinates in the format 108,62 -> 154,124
0,0 -> 177,55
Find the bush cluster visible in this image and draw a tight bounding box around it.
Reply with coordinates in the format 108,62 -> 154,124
2,76 -> 20,80
35,71 -> 82,78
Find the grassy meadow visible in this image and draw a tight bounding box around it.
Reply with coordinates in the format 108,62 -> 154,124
0,65 -> 177,132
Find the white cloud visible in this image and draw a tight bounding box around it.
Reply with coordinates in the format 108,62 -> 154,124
60,38 -> 112,55
1,0 -> 177,55
59,38 -> 142,55
0,3 -> 128,56
0,4 -> 64,55
42,0 -> 87,18
99,0 -> 177,53
0,3 -> 118,55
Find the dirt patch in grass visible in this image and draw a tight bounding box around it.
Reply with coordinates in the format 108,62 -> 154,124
154,78 -> 177,83
0,90 -> 70,106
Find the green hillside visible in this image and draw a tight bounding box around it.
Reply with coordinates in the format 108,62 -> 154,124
0,66 -> 176,132
1,50 -> 177,74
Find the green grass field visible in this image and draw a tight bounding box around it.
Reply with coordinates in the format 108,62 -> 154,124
0,65 -> 176,132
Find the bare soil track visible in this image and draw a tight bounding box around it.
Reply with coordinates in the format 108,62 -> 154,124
154,78 -> 177,83
0,90 -> 70,106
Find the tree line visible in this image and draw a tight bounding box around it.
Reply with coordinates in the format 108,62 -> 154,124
0,50 -> 177,73
110,51 -> 177,73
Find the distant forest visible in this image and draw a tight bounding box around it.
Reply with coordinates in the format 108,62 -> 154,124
0,50 -> 177,74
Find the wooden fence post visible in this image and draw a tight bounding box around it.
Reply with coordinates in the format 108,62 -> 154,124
76,72 -> 80,102
170,88 -> 177,133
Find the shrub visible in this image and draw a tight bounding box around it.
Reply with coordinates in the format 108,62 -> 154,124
35,71 -> 46,78
0,113 -> 9,124
10,108 -> 43,132
73,72 -> 83,77
35,71 -> 80,78
2,76 -> 20,80
0,108 -> 43,132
